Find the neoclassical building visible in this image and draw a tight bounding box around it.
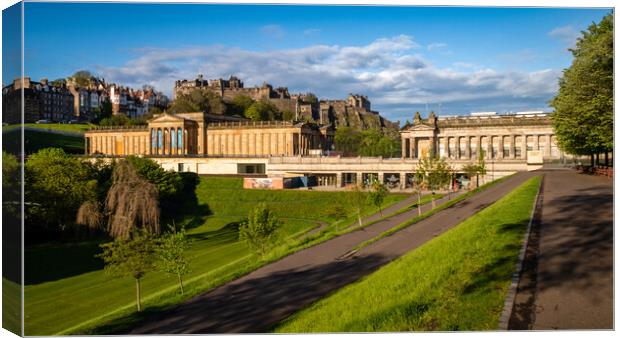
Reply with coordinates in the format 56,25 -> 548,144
400,111 -> 563,161
84,112 -> 335,157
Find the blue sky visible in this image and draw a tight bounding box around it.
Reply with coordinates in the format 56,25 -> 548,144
14,3 -> 612,122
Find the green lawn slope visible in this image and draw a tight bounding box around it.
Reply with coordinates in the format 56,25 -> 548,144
274,176 -> 541,332
24,177 -> 407,335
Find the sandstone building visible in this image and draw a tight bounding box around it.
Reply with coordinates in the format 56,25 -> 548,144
400,111 -> 563,161
2,77 -> 75,123
84,112 -> 335,158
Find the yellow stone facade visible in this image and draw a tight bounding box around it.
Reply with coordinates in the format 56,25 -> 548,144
84,112 -> 335,157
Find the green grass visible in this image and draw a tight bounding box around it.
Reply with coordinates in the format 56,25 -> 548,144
2,278 -> 21,335
3,128 -> 84,155
24,177 -> 407,335
274,175 -> 541,332
4,123 -> 93,133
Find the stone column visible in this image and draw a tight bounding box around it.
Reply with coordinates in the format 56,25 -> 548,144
521,134 -> 527,159
401,137 -> 407,159
546,134 -> 552,158
476,135 -> 482,158
336,173 -> 343,188
498,136 -> 504,159
487,135 -> 493,159
465,137 -> 471,159
429,137 -> 435,158
509,135 -> 515,159
443,136 -> 449,159
356,172 -> 363,186
400,172 -> 406,190
378,172 -> 384,184
534,135 -> 539,151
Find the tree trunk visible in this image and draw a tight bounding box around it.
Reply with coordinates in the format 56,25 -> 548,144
476,174 -> 479,188
178,273 -> 184,295
596,153 -> 600,166
417,192 -> 422,216
590,154 -> 595,167
605,152 -> 609,166
431,192 -> 436,209
136,278 -> 142,312
357,208 -> 362,228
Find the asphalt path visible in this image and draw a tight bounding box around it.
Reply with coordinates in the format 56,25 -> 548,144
509,169 -> 613,330
127,172 -> 537,333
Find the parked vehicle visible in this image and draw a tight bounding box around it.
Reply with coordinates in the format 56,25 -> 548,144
35,120 -> 50,124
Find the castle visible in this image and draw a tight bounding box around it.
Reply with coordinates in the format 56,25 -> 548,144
173,75 -> 395,130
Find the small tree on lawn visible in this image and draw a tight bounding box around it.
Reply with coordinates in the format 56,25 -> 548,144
157,225 -> 190,294
461,163 -> 479,190
97,230 -> 156,312
367,179 -> 389,216
477,147 -> 487,186
239,203 -> 281,259
416,155 -> 452,208
350,183 -> 367,227
411,171 -> 424,216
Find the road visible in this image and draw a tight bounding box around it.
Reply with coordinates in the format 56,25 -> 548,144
127,172 -> 537,333
509,169 -> 613,330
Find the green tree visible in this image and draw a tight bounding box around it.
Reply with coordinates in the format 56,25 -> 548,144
303,93 -> 318,104
169,89 -> 226,115
104,160 -> 160,239
239,203 -> 281,258
282,109 -> 294,121
549,13 -> 613,165
367,179 -> 389,216
477,147 -> 487,186
98,230 -> 156,311
229,95 -> 254,116
334,127 -> 363,155
2,151 -> 19,203
350,183 -> 367,228
50,78 -> 67,87
244,100 -> 278,121
71,70 -> 93,87
157,225 -> 190,294
25,148 -> 97,235
461,163 -> 479,190
415,155 -> 452,208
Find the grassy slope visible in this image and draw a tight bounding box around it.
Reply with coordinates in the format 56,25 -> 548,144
3,129 -> 84,155
2,278 -> 21,335
23,177 -> 407,335
275,176 -> 541,332
4,123 -> 93,133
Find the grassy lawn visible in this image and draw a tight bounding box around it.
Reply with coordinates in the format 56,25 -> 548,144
4,123 -> 93,133
274,176 -> 541,332
2,278 -> 21,336
3,128 -> 84,155
24,177 -> 407,335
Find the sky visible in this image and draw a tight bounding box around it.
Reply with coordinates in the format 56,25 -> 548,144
9,2 -> 612,123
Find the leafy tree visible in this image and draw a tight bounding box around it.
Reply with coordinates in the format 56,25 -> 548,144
461,163 -> 479,190
98,230 -> 156,311
477,147 -> 487,186
335,127 -> 400,157
303,93 -> 318,104
244,100 -> 278,121
157,225 -> 190,294
368,179 -> 389,216
334,127 -> 363,155
105,160 -> 160,239
239,203 -> 281,258
25,148 -> 97,236
71,70 -> 93,87
99,113 -> 130,126
550,13 -> 613,165
2,151 -> 19,203
169,89 -> 226,115
229,95 -> 254,116
125,156 -> 183,201
282,109 -> 294,121
50,78 -> 67,87
415,155 -> 452,208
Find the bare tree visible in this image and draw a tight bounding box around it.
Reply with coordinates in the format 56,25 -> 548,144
105,160 -> 160,239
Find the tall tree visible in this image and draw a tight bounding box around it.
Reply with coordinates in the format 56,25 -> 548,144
415,155 -> 452,208
368,179 -> 389,216
549,13 -> 613,165
157,225 -> 190,294
105,160 -> 160,239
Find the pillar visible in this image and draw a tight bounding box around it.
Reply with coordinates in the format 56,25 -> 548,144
487,135 -> 493,159
401,138 -> 406,159
465,136 -> 471,159
356,172 -> 363,186
498,136 -> 504,159
336,173 -> 343,188
429,137 -> 435,158
546,134 -> 552,158
400,172 -> 406,190
378,172 -> 384,184
521,134 -> 527,159
443,136 -> 449,159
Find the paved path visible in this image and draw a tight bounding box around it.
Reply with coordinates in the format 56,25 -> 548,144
127,172 -> 537,333
509,169 -> 613,330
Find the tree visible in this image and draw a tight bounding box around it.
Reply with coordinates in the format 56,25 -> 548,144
2,151 -> 19,203
229,95 -> 254,116
282,109 -> 294,121
104,160 -> 160,239
71,70 -> 93,87
350,183 -> 367,228
367,179 -> 389,216
239,203 -> 280,258
25,148 -> 97,236
549,13 -> 613,165
303,93 -> 318,104
334,127 -> 363,155
98,230 -> 156,311
169,89 -> 226,115
244,100 -> 278,121
477,147 -> 487,186
50,78 -> 67,87
157,225 -> 190,294
461,163 -> 479,190
415,155 -> 452,208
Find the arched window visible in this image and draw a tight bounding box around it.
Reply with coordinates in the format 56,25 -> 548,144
151,129 -> 156,154
178,128 -> 183,151
157,129 -> 163,155
171,128 -> 177,153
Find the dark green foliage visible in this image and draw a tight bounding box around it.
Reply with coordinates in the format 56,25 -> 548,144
169,89 -> 226,114
71,70 -> 93,87
303,93 -> 318,104
245,99 -> 280,121
2,151 -> 19,203
334,127 -> 400,157
239,203 -> 281,258
228,94 -> 255,116
25,148 -> 98,238
98,230 -> 156,311
550,13 -> 613,157
125,156 -> 183,201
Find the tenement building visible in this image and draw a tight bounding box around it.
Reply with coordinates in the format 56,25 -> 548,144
400,111 -> 563,161
84,112 -> 335,157
2,77 -> 75,123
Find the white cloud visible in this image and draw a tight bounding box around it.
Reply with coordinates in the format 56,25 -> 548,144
303,28 -> 321,36
427,42 -> 447,51
548,25 -> 580,46
97,35 -> 560,122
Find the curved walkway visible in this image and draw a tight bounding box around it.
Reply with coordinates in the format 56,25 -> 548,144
127,172 -> 537,333
509,169 -> 613,329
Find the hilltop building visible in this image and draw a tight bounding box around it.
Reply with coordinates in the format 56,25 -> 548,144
2,77 -> 75,123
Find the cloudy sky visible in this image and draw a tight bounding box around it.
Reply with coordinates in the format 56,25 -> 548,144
15,3 -> 610,123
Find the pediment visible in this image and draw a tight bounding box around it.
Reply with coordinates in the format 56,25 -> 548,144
149,113 -> 186,123
403,123 -> 436,132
